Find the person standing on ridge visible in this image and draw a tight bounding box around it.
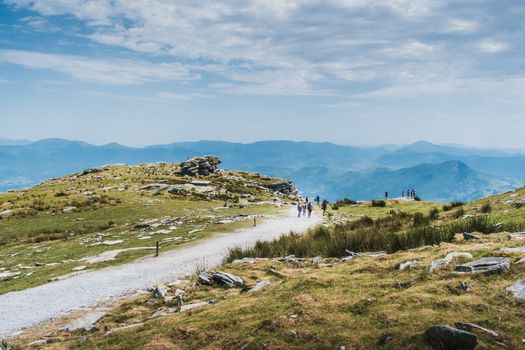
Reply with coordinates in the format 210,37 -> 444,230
297,202 -> 302,217
321,200 -> 328,216
385,191 -> 388,199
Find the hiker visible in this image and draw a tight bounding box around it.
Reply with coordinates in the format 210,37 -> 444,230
315,195 -> 320,204
302,202 -> 307,216
402,190 -> 405,198
307,201 -> 313,218
297,203 -> 302,217
321,201 -> 328,216
305,196 -> 309,203
385,191 -> 388,199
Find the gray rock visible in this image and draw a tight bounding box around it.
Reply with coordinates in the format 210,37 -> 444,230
180,301 -> 210,312
151,284 -> 169,299
500,247 -> 525,253
232,257 -> 257,264
263,180 -> 297,195
0,209 -> 14,218
247,280 -> 272,293
455,257 -> 510,275
211,271 -> 244,288
463,232 -> 480,241
105,322 -> 144,335
198,272 -> 213,285
424,325 -> 477,350
508,233 -> 525,240
399,260 -> 421,271
66,312 -> 106,332
428,252 -> 473,272
101,240 -> 123,246
140,183 -> 169,191
179,156 -> 221,176
148,307 -> 177,319
455,322 -> 499,339
507,280 -> 525,300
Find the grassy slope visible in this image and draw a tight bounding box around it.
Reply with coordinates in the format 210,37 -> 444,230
0,163 -> 291,294
8,188 -> 525,349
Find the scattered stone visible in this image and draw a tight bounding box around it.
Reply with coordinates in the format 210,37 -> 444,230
232,257 -> 257,264
211,271 -> 244,288
179,156 -> 221,176
246,280 -> 272,293
455,322 -> 499,339
105,322 -> 144,335
27,339 -> 48,346
424,325 -> 477,350
0,271 -> 20,280
65,312 -> 106,332
393,281 -> 412,289
500,247 -> 525,253
140,183 -> 169,191
62,206 -> 77,213
517,257 -> 525,264
101,240 -> 123,246
507,280 -> 525,300
460,282 -> 470,292
134,223 -> 151,229
217,219 -> 234,224
428,252 -> 474,272
455,257 -> 510,275
76,168 -> 103,177
198,272 -> 213,285
378,333 -> 394,346
180,301 -> 210,312
463,232 -> 480,241
399,260 -> 421,271
0,209 -> 13,218
151,284 -> 169,299
148,307 -> 177,319
508,233 -> 525,240
72,266 -> 87,271
191,180 -> 211,186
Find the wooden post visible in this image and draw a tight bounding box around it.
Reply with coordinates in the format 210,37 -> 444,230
254,217 -> 257,227
155,241 -> 159,257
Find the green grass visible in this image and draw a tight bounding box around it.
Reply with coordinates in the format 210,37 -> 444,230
0,163 -> 291,294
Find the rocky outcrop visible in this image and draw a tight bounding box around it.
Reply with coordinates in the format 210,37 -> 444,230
424,325 -> 477,350
179,156 -> 221,176
264,180 -> 296,195
199,271 -> 244,288
455,257 -> 510,275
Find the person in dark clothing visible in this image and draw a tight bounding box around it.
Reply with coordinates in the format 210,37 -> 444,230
321,201 -> 328,216
315,195 -> 320,204
385,191 -> 388,199
307,201 -> 313,218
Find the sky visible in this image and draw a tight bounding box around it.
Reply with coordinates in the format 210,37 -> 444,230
1,0 -> 525,148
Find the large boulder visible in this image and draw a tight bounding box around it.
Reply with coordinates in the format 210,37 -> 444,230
179,156 -> 221,176
424,325 -> 477,350
507,280 -> 525,300
455,257 -> 510,275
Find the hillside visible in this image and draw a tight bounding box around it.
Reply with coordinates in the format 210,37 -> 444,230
1,139 -> 523,201
6,184 -> 525,349
0,156 -> 298,295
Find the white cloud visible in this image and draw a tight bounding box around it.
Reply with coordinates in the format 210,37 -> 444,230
0,49 -> 199,85
444,19 -> 478,33
476,39 -> 509,53
158,92 -> 214,100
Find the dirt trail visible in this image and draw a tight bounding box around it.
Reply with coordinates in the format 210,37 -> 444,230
0,206 -> 321,337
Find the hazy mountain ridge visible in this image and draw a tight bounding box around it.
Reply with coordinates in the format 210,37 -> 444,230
0,139 -> 523,201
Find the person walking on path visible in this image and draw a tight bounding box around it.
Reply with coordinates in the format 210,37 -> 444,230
307,201 -> 313,218
321,200 -> 328,216
297,203 -> 302,217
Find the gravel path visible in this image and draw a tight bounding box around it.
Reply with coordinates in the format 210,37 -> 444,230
0,206 -> 321,337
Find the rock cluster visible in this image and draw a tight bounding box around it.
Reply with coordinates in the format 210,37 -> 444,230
264,180 -> 296,195
179,156 -> 221,176
455,257 -> 510,275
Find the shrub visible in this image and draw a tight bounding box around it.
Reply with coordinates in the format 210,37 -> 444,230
412,212 -> 430,226
443,201 -> 464,211
371,200 -> 386,207
414,195 -> 421,201
428,208 -> 440,220
452,207 -> 465,219
334,198 -> 357,207
481,203 -> 492,213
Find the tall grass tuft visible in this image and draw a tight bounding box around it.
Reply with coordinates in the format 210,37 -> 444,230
226,215 -> 525,262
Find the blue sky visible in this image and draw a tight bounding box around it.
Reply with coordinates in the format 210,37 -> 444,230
1,0 -> 525,147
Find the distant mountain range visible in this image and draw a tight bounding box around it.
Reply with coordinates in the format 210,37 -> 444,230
0,138 -> 523,202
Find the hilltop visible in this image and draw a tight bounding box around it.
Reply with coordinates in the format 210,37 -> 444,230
0,139 -> 523,201
6,184 -> 525,349
0,156 -> 299,295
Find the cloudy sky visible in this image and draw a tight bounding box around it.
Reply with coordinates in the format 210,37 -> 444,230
1,0 -> 524,147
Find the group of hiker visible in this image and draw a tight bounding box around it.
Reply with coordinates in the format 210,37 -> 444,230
402,189 -> 417,198
297,195 -> 328,218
